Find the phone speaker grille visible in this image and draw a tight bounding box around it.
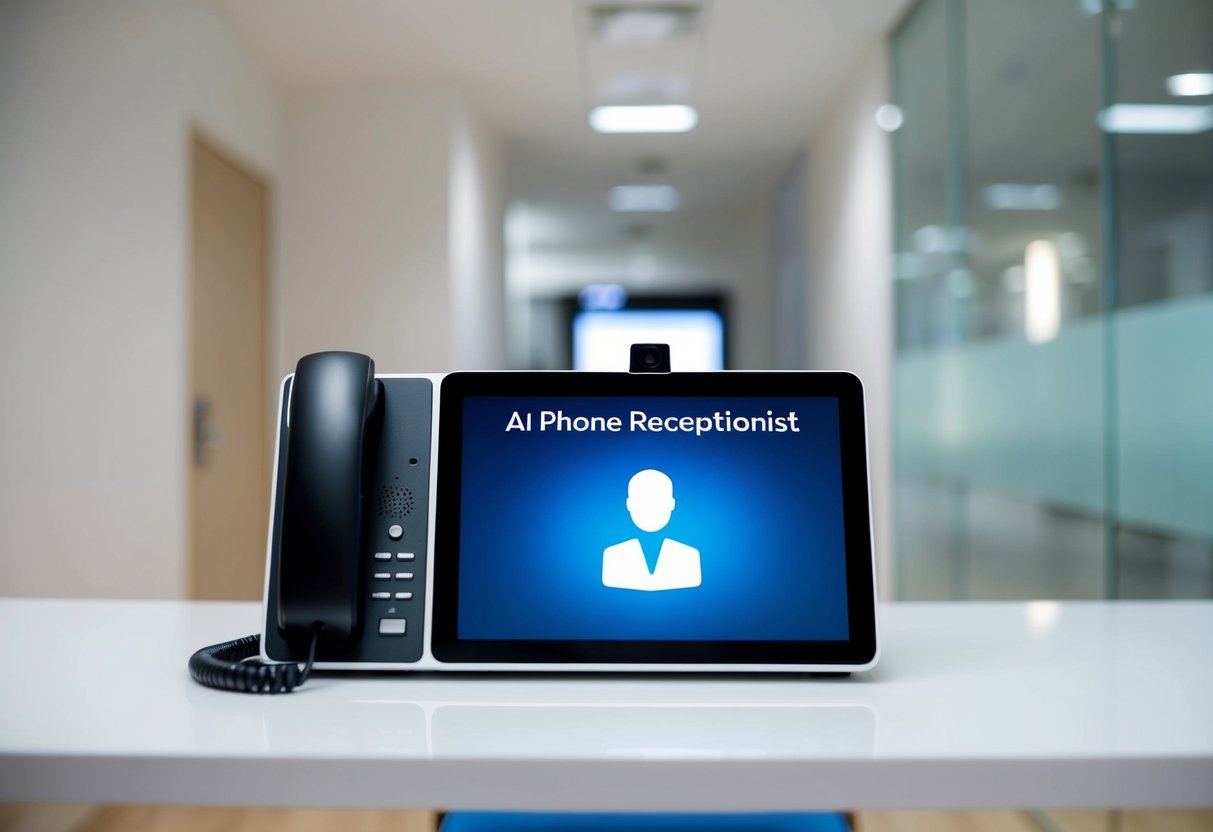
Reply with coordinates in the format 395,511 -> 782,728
373,485 -> 415,518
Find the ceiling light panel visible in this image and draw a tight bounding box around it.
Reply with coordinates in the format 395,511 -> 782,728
1167,73 -> 1213,97
609,185 -> 680,212
1098,104 -> 1213,134
590,105 -> 698,133
983,184 -> 1062,211
1025,240 -> 1061,345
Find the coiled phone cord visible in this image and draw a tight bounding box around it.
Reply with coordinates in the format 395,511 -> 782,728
189,625 -> 322,694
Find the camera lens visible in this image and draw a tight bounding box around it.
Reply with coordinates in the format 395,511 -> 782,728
630,343 -> 668,373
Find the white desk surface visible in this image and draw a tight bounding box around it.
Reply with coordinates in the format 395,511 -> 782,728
0,598 -> 1209,812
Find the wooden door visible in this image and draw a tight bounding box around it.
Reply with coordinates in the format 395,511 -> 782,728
189,136 -> 270,600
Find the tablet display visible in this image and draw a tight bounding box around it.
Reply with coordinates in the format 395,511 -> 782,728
432,372 -> 877,666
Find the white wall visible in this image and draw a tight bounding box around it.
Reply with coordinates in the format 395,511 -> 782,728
0,0 -> 282,598
277,87 -> 452,375
771,154 -> 808,370
804,45 -> 895,596
278,87 -> 506,377
0,4 -> 508,599
450,104 -> 507,369
730,204 -> 775,371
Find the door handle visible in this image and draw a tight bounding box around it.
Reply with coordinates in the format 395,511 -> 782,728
193,395 -> 224,468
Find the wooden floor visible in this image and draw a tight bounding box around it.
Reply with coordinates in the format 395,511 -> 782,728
856,811 -> 1213,832
0,806 -> 438,832
1,806 -> 1210,832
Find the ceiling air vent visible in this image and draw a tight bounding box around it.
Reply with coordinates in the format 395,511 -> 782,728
589,5 -> 700,46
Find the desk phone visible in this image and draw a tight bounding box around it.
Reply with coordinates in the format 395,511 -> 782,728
190,349 -> 879,692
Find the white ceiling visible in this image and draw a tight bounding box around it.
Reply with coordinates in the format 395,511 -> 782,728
219,0 -> 910,229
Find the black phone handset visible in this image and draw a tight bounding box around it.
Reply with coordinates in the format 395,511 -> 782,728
189,352 -> 381,693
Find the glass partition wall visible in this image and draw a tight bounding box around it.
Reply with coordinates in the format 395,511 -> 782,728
892,0 -> 1213,602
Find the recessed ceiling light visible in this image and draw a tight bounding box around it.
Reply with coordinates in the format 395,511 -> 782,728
983,184 -> 1062,211
1098,103 -> 1213,134
874,104 -> 904,132
609,185 -> 680,212
1167,72 -> 1213,97
589,105 -> 699,134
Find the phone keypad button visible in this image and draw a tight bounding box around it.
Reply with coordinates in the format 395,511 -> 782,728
395,572 -> 413,580
396,552 -> 415,561
371,591 -> 391,599
374,552 -> 392,560
373,572 -> 391,580
378,618 -> 407,636
388,524 -> 404,540
394,592 -> 413,600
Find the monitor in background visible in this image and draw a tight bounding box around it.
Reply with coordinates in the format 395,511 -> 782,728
571,297 -> 727,372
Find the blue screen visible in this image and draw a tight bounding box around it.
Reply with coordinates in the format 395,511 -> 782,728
456,396 -> 850,642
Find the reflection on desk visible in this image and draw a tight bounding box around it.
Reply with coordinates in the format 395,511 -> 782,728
184,673 -> 877,760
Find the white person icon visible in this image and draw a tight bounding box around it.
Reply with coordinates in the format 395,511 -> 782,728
601,469 -> 702,591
